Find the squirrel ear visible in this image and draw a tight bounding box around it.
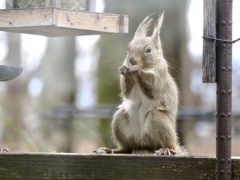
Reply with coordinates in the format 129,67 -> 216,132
134,15 -> 153,38
152,13 -> 164,49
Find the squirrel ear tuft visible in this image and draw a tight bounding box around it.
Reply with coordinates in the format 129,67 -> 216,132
134,15 -> 153,38
152,13 -> 164,49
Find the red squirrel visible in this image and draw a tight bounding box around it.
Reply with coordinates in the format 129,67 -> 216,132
95,14 -> 187,155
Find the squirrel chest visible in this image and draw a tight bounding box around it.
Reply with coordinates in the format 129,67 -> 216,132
120,77 -> 156,146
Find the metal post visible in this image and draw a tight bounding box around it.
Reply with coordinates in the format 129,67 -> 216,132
6,0 -> 14,9
45,0 -> 61,8
87,0 -> 96,12
216,0 -> 232,179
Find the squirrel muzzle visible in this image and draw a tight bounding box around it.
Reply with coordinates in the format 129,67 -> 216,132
129,55 -> 142,66
129,57 -> 137,66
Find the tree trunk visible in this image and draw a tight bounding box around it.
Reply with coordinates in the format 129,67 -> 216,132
38,37 -> 76,152
2,33 -> 28,151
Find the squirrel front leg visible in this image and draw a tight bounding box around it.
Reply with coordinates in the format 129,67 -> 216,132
119,65 -> 135,95
137,71 -> 157,98
120,65 -> 158,98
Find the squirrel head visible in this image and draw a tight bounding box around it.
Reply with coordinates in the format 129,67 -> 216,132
125,13 -> 166,70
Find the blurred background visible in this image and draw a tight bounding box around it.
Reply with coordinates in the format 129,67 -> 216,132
0,0 -> 240,156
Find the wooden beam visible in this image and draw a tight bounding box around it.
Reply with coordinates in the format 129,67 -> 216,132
0,153 -> 238,179
0,8 -> 128,36
203,0 -> 216,83
0,153 -> 224,179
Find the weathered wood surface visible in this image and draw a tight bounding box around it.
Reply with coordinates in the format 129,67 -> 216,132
203,0 -> 216,83
0,153 -> 236,180
0,8 -> 128,36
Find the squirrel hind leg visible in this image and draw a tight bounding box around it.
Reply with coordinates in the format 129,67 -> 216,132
154,146 -> 188,156
154,148 -> 177,156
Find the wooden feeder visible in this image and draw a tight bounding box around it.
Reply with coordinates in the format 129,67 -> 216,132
0,0 -> 128,36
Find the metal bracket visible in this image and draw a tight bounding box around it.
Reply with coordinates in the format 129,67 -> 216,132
0,65 -> 23,81
202,36 -> 240,44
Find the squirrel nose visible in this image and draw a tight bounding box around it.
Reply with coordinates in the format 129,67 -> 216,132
129,57 -> 137,65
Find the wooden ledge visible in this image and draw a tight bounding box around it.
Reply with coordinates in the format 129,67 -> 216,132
1,153 -> 239,179
1,153 -> 240,179
0,8 -> 128,36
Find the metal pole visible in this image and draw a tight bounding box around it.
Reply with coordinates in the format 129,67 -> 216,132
216,0 -> 232,179
6,0 -> 14,9
87,0 -> 96,12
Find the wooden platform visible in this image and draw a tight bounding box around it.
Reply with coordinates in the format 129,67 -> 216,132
0,8 -> 128,36
0,153 -> 240,179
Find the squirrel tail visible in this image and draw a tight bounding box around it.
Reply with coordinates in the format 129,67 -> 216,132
175,146 -> 188,156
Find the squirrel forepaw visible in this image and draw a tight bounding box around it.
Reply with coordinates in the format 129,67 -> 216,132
119,65 -> 129,75
128,65 -> 141,75
119,65 -> 140,76
154,148 -> 177,156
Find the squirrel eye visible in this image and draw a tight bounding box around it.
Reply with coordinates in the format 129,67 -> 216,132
146,47 -> 152,53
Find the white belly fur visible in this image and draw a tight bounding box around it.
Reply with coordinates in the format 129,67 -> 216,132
119,82 -> 155,147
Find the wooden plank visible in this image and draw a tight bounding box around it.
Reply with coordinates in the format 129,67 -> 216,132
56,9 -> 128,33
0,8 -> 54,27
203,0 -> 216,83
0,8 -> 128,36
0,153 -> 220,179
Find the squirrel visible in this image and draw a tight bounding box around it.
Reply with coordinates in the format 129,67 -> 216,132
95,14 -> 187,155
